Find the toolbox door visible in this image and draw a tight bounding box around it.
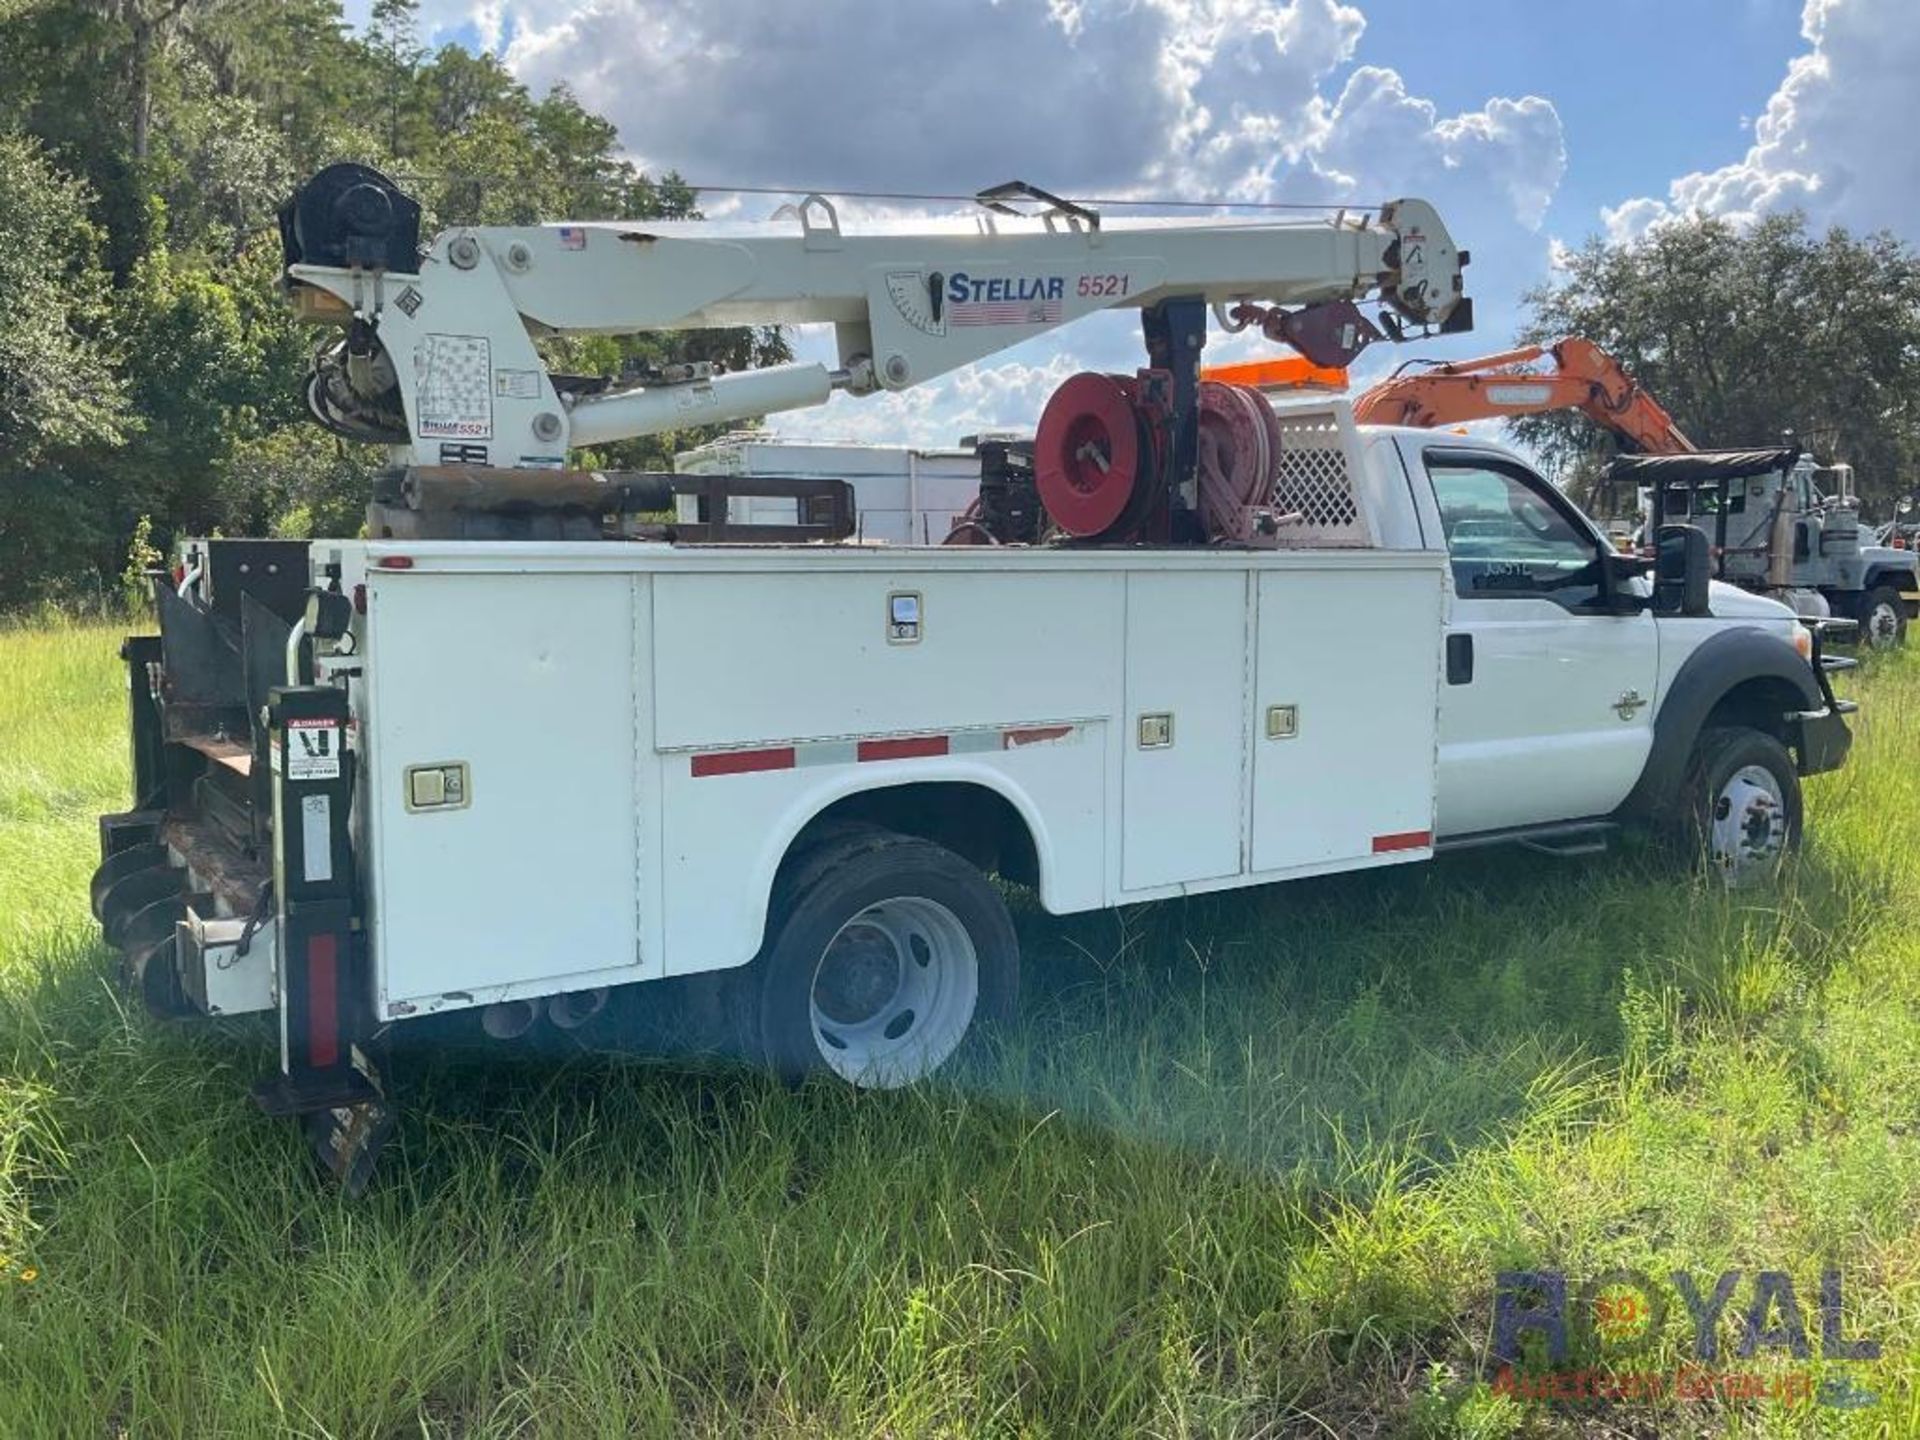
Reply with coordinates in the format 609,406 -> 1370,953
366,571 -> 644,1012
1120,571 -> 1247,891
1249,565 -> 1443,872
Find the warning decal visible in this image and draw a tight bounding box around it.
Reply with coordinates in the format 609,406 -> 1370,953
286,718 -> 342,781
494,368 -> 542,400
414,334 -> 493,438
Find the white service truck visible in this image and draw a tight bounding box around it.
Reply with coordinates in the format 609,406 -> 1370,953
91,166 -> 1853,1188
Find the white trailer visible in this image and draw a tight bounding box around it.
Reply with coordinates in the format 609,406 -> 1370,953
673,433 -> 982,545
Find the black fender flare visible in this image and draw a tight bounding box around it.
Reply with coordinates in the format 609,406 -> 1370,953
1617,626 -> 1823,819
1861,563 -> 1919,597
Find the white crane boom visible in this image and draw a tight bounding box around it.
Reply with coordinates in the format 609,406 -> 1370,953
280,166 -> 1471,471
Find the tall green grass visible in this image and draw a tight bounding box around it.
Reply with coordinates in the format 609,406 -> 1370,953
0,622 -> 1914,1437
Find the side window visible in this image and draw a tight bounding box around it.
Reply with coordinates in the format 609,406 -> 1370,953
1427,459 -> 1605,607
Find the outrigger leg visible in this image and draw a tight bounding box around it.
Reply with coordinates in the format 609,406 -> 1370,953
250,679 -> 393,1194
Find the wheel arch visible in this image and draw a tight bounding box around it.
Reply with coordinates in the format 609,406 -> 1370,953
1859,566 -> 1919,616
747,765 -> 1056,953
1618,626 -> 1822,819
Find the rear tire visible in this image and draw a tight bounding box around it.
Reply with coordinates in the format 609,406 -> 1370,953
1679,726 -> 1802,888
757,830 -> 1017,1087
1856,586 -> 1906,649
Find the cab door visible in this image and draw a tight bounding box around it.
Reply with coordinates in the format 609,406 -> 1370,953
1422,448 -> 1659,837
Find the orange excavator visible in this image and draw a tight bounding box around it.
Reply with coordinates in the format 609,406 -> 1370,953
1203,337 -> 1696,454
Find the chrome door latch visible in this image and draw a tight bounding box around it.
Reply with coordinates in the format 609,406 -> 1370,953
1613,689 -> 1648,721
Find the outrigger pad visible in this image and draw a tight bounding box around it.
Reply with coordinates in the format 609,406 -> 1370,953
304,1101 -> 395,1198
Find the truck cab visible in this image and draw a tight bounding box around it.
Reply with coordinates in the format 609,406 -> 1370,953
1364,429 -> 1854,846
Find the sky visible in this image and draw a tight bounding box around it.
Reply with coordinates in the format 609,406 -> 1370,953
342,0 -> 1920,447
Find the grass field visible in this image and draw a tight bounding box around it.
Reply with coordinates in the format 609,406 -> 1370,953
1,618 -> 1916,1437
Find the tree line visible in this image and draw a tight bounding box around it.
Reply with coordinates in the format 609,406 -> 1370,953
1516,212 -> 1920,509
2,0 -> 1917,611
0,0 -> 784,610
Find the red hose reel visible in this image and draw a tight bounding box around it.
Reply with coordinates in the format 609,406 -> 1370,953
1032,373 -> 1153,538
1034,371 -> 1283,542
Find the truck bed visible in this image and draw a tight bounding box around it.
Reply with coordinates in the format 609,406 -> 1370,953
348,540 -> 1447,1020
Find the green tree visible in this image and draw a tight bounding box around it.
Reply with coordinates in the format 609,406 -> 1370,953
0,134 -> 128,460
0,0 -> 793,608
1518,212 -> 1920,509
363,0 -> 422,160
0,133 -> 132,606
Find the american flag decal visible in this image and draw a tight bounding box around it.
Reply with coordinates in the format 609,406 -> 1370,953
950,298 -> 1065,327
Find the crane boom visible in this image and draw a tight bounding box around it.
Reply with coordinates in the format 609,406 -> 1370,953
1345,337 -> 1693,453
279,164 -> 1472,471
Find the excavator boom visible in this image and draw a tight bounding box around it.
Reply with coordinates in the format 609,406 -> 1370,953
1347,337 -> 1694,453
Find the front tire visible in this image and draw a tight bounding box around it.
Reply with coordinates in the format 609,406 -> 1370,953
757,830 -> 1018,1087
1856,586 -> 1906,650
1680,726 -> 1802,888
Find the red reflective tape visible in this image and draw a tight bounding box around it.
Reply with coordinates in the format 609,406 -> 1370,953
1372,830 -> 1432,854
691,746 -> 795,777
307,933 -> 340,1069
1004,725 -> 1074,748
857,735 -> 950,762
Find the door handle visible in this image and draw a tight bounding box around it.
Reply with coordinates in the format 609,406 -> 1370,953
1445,633 -> 1474,685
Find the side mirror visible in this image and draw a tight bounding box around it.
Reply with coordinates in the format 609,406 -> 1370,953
1600,549 -> 1649,612
1656,524 -> 1712,617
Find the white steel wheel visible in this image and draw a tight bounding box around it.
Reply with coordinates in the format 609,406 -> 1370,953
1682,726 -> 1802,889
809,896 -> 979,1087
1860,588 -> 1905,650
756,830 -> 1019,1089
1708,763 -> 1789,886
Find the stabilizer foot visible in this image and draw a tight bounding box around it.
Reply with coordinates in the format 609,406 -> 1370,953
304,1100 -> 395,1198
251,1066 -> 381,1118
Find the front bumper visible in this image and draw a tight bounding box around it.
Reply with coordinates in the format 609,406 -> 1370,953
1791,620 -> 1857,775
1791,705 -> 1853,775
1781,622 -> 1858,779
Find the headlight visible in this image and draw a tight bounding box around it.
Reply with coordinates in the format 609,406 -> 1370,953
1793,626 -> 1814,661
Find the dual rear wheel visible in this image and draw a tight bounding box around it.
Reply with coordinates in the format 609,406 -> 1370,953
754,829 -> 1018,1088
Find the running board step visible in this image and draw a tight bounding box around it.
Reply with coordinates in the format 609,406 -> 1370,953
1437,819 -> 1617,858
1518,831 -> 1612,858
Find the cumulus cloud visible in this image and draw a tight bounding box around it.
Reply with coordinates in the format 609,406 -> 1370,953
357,0 -> 1568,444
1605,0 -> 1920,242
489,0 -> 1564,224
505,0 -> 1172,195
1286,67 -> 1565,227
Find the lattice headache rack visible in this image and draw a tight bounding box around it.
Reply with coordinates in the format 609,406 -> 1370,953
1268,402 -> 1372,548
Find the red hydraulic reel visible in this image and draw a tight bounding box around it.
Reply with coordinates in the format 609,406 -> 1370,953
1032,372 -> 1157,539
1033,370 -> 1286,544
